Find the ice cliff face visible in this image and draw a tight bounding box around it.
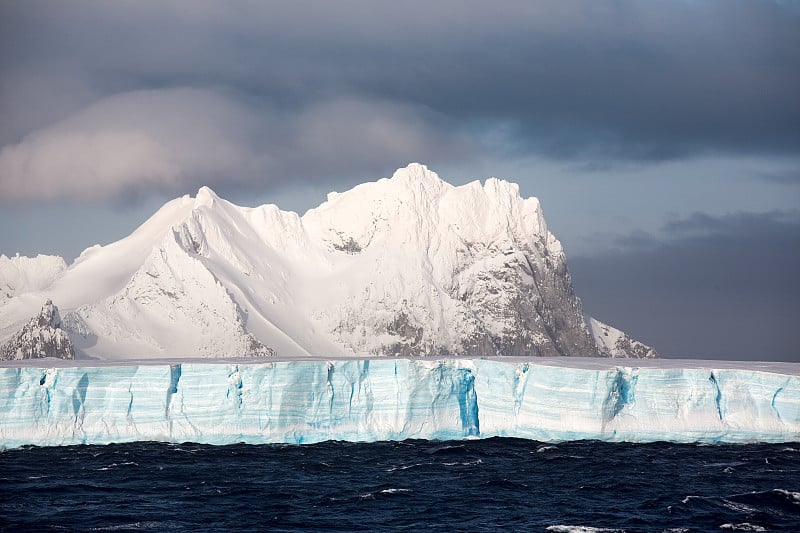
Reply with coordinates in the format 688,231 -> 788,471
0,164 -> 656,359
0,300 -> 74,361
0,358 -> 796,449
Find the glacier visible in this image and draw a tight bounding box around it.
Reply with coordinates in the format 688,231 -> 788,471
1,358 -> 797,449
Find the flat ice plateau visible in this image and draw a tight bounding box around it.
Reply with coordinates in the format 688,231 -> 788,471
1,357 -> 798,449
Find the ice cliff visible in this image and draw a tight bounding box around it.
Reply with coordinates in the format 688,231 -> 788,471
0,164 -> 655,359
0,358 -> 797,449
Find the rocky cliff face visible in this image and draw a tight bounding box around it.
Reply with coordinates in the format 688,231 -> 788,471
0,164 -> 656,359
0,300 -> 75,360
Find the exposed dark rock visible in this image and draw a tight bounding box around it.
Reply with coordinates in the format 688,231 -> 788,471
333,237 -> 363,254
0,299 -> 75,360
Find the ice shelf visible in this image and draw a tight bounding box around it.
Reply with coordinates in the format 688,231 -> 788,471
0,358 -> 798,448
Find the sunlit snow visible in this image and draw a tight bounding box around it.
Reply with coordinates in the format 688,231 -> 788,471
0,164 -> 655,359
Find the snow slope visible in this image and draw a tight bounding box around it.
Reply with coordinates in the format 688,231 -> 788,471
0,164 -> 655,359
587,317 -> 658,359
0,357 -> 796,448
0,254 -> 66,301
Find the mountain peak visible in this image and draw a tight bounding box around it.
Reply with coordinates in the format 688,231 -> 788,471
37,299 -> 61,328
194,186 -> 220,208
389,163 -> 445,188
392,162 -> 432,176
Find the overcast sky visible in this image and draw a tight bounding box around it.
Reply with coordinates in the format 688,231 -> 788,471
1,0 -> 798,361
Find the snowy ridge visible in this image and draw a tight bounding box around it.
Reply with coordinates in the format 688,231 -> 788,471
587,317 -> 658,359
0,254 -> 66,301
0,164 -> 656,359
66,230 -> 273,358
0,358 -> 797,449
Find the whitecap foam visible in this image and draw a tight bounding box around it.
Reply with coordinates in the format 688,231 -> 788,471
719,524 -> 766,531
545,526 -> 624,533
775,488 -> 800,503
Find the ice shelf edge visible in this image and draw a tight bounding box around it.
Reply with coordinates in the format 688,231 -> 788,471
0,358 -> 798,448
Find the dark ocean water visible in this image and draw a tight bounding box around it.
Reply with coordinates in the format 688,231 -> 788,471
1,439 -> 799,532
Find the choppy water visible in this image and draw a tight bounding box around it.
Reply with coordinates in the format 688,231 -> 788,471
1,439 -> 799,532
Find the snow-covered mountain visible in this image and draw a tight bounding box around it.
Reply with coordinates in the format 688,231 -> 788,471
0,299 -> 74,361
0,164 -> 656,360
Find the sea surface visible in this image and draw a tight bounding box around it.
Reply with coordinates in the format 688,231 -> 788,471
1,439 -> 799,532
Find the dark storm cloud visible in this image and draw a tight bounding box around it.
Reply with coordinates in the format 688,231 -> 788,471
1,0 -> 799,200
569,211 -> 800,361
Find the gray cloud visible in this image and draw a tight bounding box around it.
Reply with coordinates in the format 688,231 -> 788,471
0,88 -> 263,200
1,0 -> 798,201
569,211 -> 800,361
0,86 -> 471,202
759,168 -> 800,185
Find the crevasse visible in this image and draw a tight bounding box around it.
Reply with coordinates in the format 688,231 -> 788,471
0,358 -> 797,449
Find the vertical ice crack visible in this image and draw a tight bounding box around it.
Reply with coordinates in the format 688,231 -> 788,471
165,364 -> 182,417
126,382 -> 137,434
327,362 -> 335,418
772,387 -> 784,424
39,368 -> 58,417
457,368 -> 480,437
72,373 -> 89,431
127,386 -> 134,418
357,360 -> 373,418
708,372 -> 723,421
513,363 -> 530,416
227,364 -> 243,409
602,368 -> 638,431
348,380 -> 355,416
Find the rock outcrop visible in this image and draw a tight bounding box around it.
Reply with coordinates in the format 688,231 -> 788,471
0,300 -> 75,360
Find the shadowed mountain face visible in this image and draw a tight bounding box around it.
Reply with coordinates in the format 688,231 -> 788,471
0,164 -> 655,360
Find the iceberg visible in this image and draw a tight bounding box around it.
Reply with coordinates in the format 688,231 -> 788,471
0,358 -> 798,449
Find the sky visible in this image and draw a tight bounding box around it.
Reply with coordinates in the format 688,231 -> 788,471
0,0 -> 798,361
